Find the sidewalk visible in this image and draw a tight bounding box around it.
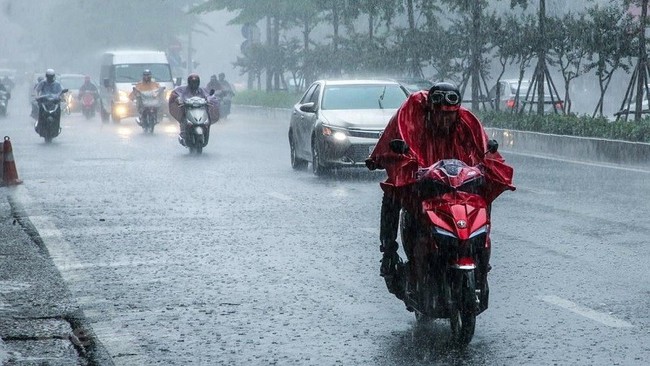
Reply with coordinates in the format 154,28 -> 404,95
0,188 -> 111,365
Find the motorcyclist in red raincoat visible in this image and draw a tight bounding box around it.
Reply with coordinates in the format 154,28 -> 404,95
365,82 -> 515,296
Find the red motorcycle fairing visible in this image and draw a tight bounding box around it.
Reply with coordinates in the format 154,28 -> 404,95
423,192 -> 489,242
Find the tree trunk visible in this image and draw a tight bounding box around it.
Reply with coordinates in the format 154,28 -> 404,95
470,0 -> 481,111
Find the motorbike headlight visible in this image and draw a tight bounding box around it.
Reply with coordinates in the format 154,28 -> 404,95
165,90 -> 172,101
118,90 -> 130,103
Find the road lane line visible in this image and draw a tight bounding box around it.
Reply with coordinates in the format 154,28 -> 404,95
267,191 -> 292,201
540,295 -> 634,328
11,186 -> 151,363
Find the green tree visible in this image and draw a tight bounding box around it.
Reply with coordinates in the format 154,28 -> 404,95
584,3 -> 635,118
547,13 -> 590,114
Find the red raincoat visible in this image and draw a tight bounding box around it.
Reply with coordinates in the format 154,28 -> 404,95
369,91 -> 515,204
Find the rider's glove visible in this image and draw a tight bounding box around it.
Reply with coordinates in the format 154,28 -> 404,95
365,158 -> 378,171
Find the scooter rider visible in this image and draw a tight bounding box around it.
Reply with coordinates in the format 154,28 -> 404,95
365,82 -> 515,297
168,73 -> 220,141
32,69 -> 63,120
205,74 -> 222,94
78,75 -> 99,101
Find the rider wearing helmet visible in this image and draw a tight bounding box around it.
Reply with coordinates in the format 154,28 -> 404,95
130,69 -> 160,98
365,81 -> 514,298
205,74 -> 222,94
32,69 -> 63,120
168,73 -> 220,142
78,75 -> 99,100
35,69 -> 63,96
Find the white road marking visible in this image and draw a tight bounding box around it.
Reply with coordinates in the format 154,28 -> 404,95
360,227 -> 377,234
503,150 -> 650,174
267,191 -> 292,201
540,295 -> 634,328
11,185 -> 150,363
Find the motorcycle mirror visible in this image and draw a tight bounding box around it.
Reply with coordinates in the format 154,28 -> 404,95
487,139 -> 499,154
389,139 -> 409,154
61,89 -> 69,94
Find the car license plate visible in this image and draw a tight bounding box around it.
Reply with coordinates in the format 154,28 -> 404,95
369,144 -> 376,154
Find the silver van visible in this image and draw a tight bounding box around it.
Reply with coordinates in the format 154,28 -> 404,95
99,50 -> 175,123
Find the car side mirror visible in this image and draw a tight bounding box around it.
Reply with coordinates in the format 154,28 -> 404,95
209,89 -> 215,96
487,139 -> 499,154
299,102 -> 316,113
389,139 -> 409,154
103,78 -> 111,88
175,77 -> 182,86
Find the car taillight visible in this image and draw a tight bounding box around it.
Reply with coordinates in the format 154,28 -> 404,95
505,99 -> 515,109
554,101 -> 564,110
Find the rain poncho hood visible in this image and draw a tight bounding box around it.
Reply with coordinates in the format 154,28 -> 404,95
369,90 -> 515,203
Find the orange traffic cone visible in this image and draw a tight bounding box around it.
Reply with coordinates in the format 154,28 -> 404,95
1,136 -> 22,186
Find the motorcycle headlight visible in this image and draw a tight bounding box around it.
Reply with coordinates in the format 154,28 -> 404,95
165,90 -> 172,101
118,90 -> 130,103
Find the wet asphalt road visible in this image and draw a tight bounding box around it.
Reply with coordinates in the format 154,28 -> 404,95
1,95 -> 649,365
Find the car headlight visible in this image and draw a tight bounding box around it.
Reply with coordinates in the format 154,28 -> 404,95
322,126 -> 348,142
165,89 -> 172,101
118,90 -> 130,103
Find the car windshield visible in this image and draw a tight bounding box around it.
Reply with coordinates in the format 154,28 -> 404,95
321,84 -> 407,110
509,81 -> 529,94
114,63 -> 172,83
58,75 -> 86,90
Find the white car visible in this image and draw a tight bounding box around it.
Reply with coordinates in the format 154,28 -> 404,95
288,79 -> 409,175
487,79 -> 563,114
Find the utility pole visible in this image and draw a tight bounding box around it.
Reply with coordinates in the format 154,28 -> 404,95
187,29 -> 193,75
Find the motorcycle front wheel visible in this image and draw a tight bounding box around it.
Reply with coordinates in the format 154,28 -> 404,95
449,270 -> 476,346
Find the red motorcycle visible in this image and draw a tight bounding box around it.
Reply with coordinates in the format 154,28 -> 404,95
386,139 -> 511,345
80,91 -> 96,119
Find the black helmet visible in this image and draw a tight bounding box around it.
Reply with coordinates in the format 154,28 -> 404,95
187,73 -> 200,92
428,82 -> 461,111
142,69 -> 152,82
45,69 -> 56,83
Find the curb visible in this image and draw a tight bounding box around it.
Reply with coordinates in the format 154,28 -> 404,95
8,194 -> 116,366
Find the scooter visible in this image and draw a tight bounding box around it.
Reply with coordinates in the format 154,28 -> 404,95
386,139 -> 507,346
219,90 -> 233,120
133,86 -> 165,134
35,89 -> 69,143
178,95 -> 212,154
80,90 -> 97,119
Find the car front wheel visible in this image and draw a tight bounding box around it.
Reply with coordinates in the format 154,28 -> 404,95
290,135 -> 308,170
311,139 -> 330,176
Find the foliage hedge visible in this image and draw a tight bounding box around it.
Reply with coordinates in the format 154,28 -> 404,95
233,91 -> 650,143
476,111 -> 650,144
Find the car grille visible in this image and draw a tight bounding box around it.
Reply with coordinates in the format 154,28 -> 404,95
347,128 -> 383,139
344,144 -> 374,164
